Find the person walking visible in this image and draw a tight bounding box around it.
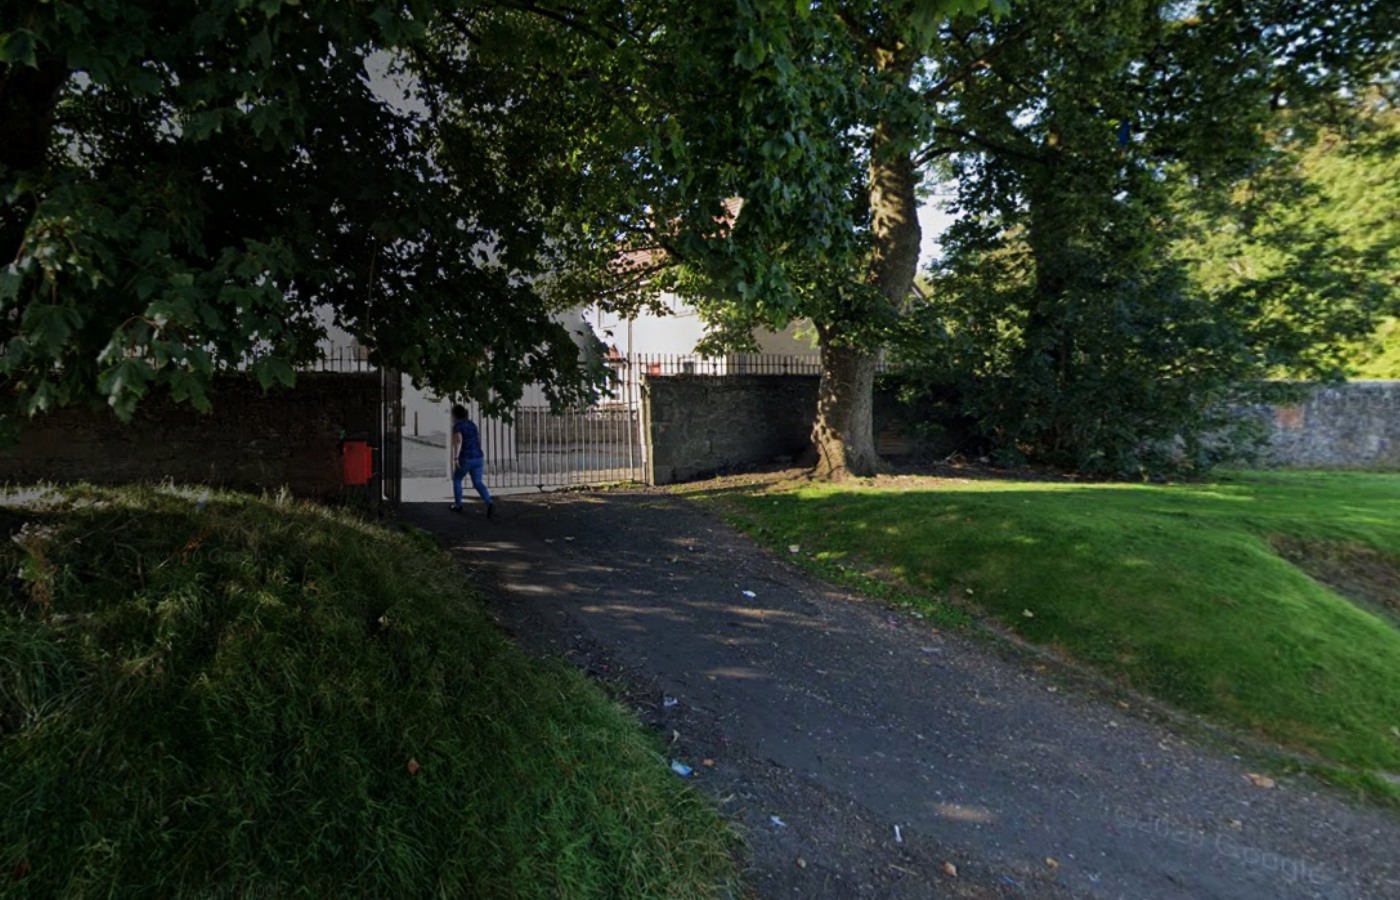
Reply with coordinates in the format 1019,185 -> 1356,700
449,404 -> 494,518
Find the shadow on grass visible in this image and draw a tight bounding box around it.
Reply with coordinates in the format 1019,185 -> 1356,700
691,471 -> 1400,791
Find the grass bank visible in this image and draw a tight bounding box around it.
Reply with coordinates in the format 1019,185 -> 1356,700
694,470 -> 1400,799
1,485 -> 734,898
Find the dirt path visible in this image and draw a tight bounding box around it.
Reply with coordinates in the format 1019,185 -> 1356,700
405,491 -> 1400,900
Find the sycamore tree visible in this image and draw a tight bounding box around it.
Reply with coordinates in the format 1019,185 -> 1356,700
1,0 -> 1001,477
670,0 -> 1013,479
0,0 -> 652,433
405,0 -> 1011,480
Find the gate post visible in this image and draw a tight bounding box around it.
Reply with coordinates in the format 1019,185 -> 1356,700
379,368 -> 403,507
641,373 -> 657,486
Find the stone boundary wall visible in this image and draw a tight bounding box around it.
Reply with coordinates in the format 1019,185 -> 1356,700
1255,381 -> 1400,469
642,374 -> 954,484
0,372 -> 382,499
644,375 -> 1400,483
644,375 -> 818,484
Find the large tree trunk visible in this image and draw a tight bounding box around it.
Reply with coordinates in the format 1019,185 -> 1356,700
811,326 -> 880,479
810,46 -> 921,480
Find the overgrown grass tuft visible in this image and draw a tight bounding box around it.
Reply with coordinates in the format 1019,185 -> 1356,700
696,471 -> 1400,800
1,485 -> 734,898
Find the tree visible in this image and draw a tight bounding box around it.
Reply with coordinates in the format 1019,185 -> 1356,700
2,0 -> 1026,485
723,0 -> 1011,480
598,0 -> 1012,480
900,0 -> 1397,474
407,0 -> 1011,480
1179,94 -> 1400,379
0,1 -> 625,432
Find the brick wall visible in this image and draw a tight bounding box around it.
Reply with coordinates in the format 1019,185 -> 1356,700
0,372 -> 382,499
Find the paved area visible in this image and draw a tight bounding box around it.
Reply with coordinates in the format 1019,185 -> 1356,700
405,490 -> 1400,900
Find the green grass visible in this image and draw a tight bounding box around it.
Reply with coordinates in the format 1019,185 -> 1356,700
1,485 -> 734,898
695,471 -> 1400,796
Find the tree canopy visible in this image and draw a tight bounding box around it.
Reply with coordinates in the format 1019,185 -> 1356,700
898,0 -> 1398,474
1180,94 -> 1400,379
0,1 -> 638,428
4,0 -> 1396,478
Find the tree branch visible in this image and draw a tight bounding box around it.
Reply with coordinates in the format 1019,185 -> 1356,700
914,124 -> 1045,169
492,0 -> 619,49
924,22 -> 1031,103
910,143 -> 959,167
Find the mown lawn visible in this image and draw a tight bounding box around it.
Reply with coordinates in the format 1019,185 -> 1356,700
1,485 -> 735,898
696,470 -> 1400,797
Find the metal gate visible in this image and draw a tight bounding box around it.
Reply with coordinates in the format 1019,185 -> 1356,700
380,368 -> 403,506
466,356 -> 647,490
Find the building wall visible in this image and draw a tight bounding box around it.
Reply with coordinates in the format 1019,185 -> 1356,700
752,320 -> 819,355
0,372 -> 382,499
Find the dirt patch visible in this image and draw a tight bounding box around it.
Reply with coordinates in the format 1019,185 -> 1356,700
1270,535 -> 1400,623
659,459 -> 1188,498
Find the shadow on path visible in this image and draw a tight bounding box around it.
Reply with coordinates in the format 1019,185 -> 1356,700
405,491 -> 1399,900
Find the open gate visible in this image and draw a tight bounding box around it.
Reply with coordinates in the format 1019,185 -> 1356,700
467,357 -> 646,490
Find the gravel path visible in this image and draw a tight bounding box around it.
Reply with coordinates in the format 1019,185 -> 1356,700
405,490 -> 1400,900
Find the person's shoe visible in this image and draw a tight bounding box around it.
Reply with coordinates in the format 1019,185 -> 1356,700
486,501 -> 495,520
448,504 -> 463,513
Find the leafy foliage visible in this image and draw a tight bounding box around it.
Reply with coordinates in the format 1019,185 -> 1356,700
654,0 -> 1011,477
414,0 -> 1008,479
1179,96 -> 1400,379
1351,318 -> 1400,380
898,0 -> 1398,475
0,1 -> 632,430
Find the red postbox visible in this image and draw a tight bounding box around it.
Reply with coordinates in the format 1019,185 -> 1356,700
341,439 -> 373,486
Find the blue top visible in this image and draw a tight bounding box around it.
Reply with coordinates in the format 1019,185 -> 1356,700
453,418 -> 483,462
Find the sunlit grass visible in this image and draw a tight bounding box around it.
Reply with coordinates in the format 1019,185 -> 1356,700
1,485 -> 735,897
697,470 -> 1400,800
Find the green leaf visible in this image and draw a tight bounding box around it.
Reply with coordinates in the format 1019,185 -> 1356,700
0,265 -> 22,302
167,369 -> 213,412
24,380 -> 58,417
252,356 -> 296,391
0,337 -> 29,374
181,109 -> 226,141
98,358 -> 156,422
0,29 -> 38,68
249,28 -> 272,64
22,305 -> 82,356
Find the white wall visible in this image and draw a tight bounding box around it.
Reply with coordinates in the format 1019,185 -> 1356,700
581,294 -> 820,358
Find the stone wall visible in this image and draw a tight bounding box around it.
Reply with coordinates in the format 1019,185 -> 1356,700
644,376 -> 817,484
1256,381 -> 1400,469
642,374 -> 956,484
0,372 -> 383,499
644,375 -> 1400,483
